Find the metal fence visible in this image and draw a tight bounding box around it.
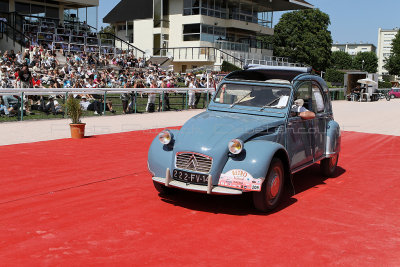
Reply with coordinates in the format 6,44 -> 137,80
0,88 -> 215,121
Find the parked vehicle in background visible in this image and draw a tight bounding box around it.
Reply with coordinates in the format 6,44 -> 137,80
387,88 -> 400,101
148,65 -> 341,212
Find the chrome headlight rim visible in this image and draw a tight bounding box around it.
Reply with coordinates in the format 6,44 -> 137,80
158,129 -> 173,145
228,139 -> 244,155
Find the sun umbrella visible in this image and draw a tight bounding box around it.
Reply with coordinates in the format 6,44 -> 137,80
357,78 -> 378,86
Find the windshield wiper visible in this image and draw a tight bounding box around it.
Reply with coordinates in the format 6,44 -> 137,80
230,90 -> 252,108
259,97 -> 281,111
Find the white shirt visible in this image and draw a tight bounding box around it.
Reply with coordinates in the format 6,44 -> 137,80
80,101 -> 90,110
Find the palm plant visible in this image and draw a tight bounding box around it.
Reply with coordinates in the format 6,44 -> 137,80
65,96 -> 83,124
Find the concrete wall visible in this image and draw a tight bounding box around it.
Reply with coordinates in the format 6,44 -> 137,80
133,19 -> 153,55
0,35 -> 25,53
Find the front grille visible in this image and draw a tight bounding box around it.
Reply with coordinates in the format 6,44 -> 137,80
175,152 -> 213,174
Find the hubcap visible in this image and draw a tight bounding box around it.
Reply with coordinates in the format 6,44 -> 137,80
268,167 -> 282,200
270,174 -> 280,198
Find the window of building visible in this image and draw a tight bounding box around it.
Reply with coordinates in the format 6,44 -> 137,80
200,24 -> 226,42
183,0 -> 200,16
0,0 -> 9,12
183,23 -> 200,41
183,23 -> 227,42
199,0 -> 227,19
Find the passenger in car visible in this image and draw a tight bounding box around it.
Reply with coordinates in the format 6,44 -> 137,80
292,99 -> 315,119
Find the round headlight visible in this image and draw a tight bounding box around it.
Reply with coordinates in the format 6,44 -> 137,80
228,139 -> 244,155
159,130 -> 173,145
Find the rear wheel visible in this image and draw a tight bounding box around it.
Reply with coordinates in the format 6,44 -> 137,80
320,153 -> 339,177
153,181 -> 175,195
253,158 -> 285,212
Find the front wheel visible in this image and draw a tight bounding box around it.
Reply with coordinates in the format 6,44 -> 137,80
253,158 -> 285,212
391,94 -> 395,99
320,154 -> 339,177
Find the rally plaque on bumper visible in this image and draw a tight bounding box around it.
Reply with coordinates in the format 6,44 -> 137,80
173,169 -> 208,185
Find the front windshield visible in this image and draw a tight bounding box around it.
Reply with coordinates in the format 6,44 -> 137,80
214,83 -> 291,109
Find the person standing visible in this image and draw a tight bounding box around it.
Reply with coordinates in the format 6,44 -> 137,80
147,80 -> 157,112
18,65 -> 32,88
188,78 -> 196,109
159,78 -> 170,111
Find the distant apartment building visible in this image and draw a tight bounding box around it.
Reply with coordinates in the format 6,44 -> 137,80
103,0 -> 313,72
377,28 -> 399,76
332,43 -> 376,56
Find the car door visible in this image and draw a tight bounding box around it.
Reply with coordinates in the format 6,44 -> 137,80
287,81 -> 314,169
395,89 -> 400,98
311,82 -> 327,160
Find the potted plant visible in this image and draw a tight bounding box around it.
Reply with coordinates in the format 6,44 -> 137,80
65,96 -> 85,139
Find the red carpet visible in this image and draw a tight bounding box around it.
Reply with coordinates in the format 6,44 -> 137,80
0,130 -> 400,266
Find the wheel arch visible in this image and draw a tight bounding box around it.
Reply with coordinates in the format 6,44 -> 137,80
272,149 -> 294,194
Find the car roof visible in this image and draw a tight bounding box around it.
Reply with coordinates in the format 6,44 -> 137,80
224,65 -> 312,83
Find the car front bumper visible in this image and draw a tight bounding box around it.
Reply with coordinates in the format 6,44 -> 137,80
152,175 -> 243,195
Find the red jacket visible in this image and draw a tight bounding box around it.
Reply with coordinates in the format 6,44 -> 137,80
32,78 -> 41,87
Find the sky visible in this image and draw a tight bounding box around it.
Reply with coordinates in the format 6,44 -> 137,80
98,0 -> 400,46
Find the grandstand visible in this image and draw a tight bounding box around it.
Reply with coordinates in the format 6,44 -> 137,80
0,0 -> 144,59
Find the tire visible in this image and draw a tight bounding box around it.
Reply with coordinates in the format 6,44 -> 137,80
153,181 -> 175,195
386,95 -> 391,101
391,94 -> 395,99
253,158 -> 285,212
320,153 -> 339,177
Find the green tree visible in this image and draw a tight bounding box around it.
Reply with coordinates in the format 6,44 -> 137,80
331,51 -> 353,70
99,25 -> 116,42
352,52 -> 378,73
99,25 -> 115,35
325,69 -> 345,85
384,31 -> 400,76
273,9 -> 332,71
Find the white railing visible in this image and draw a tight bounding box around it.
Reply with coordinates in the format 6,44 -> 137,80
0,88 -> 216,121
0,88 -> 215,95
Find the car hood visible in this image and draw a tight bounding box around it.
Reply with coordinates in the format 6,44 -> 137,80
174,111 -> 285,155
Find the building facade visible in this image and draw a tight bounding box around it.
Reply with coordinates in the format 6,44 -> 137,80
104,0 -> 313,72
377,28 -> 399,76
332,43 -> 376,56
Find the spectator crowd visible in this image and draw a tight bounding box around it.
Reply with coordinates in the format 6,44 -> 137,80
0,45 -> 220,117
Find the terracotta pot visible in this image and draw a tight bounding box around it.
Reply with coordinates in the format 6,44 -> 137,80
70,123 -> 86,139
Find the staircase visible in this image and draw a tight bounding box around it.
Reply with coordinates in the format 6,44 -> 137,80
0,20 -> 31,53
147,56 -> 171,66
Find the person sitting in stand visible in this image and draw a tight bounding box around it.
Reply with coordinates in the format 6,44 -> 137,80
39,96 -> 63,115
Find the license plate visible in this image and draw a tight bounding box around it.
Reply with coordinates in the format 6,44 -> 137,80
172,169 -> 209,185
